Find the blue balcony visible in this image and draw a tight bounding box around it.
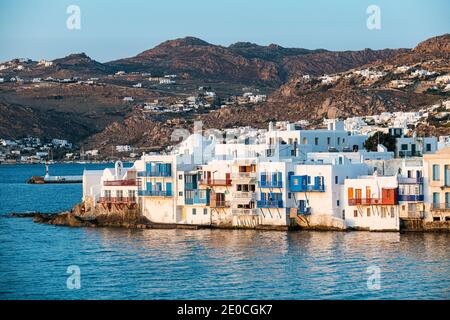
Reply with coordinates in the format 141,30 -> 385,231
185,198 -> 209,205
289,175 -> 325,192
185,181 -> 197,190
138,171 -> 172,177
257,200 -> 283,208
138,190 -> 173,197
259,180 -> 283,188
398,194 -> 424,202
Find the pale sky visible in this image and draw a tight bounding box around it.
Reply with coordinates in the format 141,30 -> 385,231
0,0 -> 449,62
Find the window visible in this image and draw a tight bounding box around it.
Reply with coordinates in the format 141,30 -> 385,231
335,176 -> 338,184
337,137 -> 341,145
203,208 -> 208,215
128,190 -> 136,201
354,210 -> 358,217
401,144 -> 408,151
179,191 -> 183,196
116,190 -> 123,201
178,174 -> 183,180
433,164 -> 440,181
390,207 -> 395,218
199,190 -> 206,199
293,178 -> 299,186
426,144 -> 432,152
327,137 -> 331,145
302,137 -> 308,145
367,208 -> 371,217
288,193 -> 292,199
337,200 -> 340,207
192,208 -> 196,215
314,137 -> 319,145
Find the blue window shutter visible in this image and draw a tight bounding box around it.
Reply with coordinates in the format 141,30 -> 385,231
278,172 -> 282,183
146,182 -> 152,191
314,176 -> 319,188
166,182 -> 172,195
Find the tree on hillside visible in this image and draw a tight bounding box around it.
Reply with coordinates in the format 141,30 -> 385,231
364,132 -> 396,152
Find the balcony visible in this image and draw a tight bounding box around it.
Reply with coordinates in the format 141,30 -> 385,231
398,177 -> 424,184
399,151 -> 423,157
199,179 -> 232,187
137,171 -> 172,177
210,200 -> 231,208
232,191 -> 256,199
185,198 -> 209,205
259,180 -> 283,188
398,194 -> 424,202
184,182 -> 197,190
290,184 -> 325,192
99,197 -> 136,204
348,198 -> 398,206
231,172 -> 257,183
103,179 -> 138,187
257,200 -> 283,208
431,203 -> 450,211
138,190 -> 173,197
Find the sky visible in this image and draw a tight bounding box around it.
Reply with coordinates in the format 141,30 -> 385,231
0,0 -> 449,62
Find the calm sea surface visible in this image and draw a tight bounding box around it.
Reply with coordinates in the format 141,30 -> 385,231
0,164 -> 449,300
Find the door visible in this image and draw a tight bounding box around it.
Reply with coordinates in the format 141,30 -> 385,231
366,187 -> 371,199
166,182 -> 172,196
433,192 -> 440,209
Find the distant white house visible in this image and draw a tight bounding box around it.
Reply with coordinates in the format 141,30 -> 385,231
123,97 -> 134,102
116,145 -> 132,153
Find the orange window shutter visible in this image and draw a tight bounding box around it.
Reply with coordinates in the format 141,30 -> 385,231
348,188 -> 354,199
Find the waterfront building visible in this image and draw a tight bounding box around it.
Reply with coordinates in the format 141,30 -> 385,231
81,119 -> 450,231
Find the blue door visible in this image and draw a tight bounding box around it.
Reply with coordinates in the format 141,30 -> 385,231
166,182 -> 172,196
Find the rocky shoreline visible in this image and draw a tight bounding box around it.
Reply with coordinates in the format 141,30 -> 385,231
10,205 -> 450,233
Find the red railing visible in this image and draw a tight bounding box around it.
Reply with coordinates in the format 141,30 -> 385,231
199,179 -> 232,186
103,179 -> 138,186
99,197 -> 136,204
348,198 -> 397,206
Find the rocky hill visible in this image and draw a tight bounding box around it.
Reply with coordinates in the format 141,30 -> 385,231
106,36 -> 401,86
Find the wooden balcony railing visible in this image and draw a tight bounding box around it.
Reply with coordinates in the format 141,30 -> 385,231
199,179 -> 232,187
103,179 -> 138,186
348,198 -> 398,206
